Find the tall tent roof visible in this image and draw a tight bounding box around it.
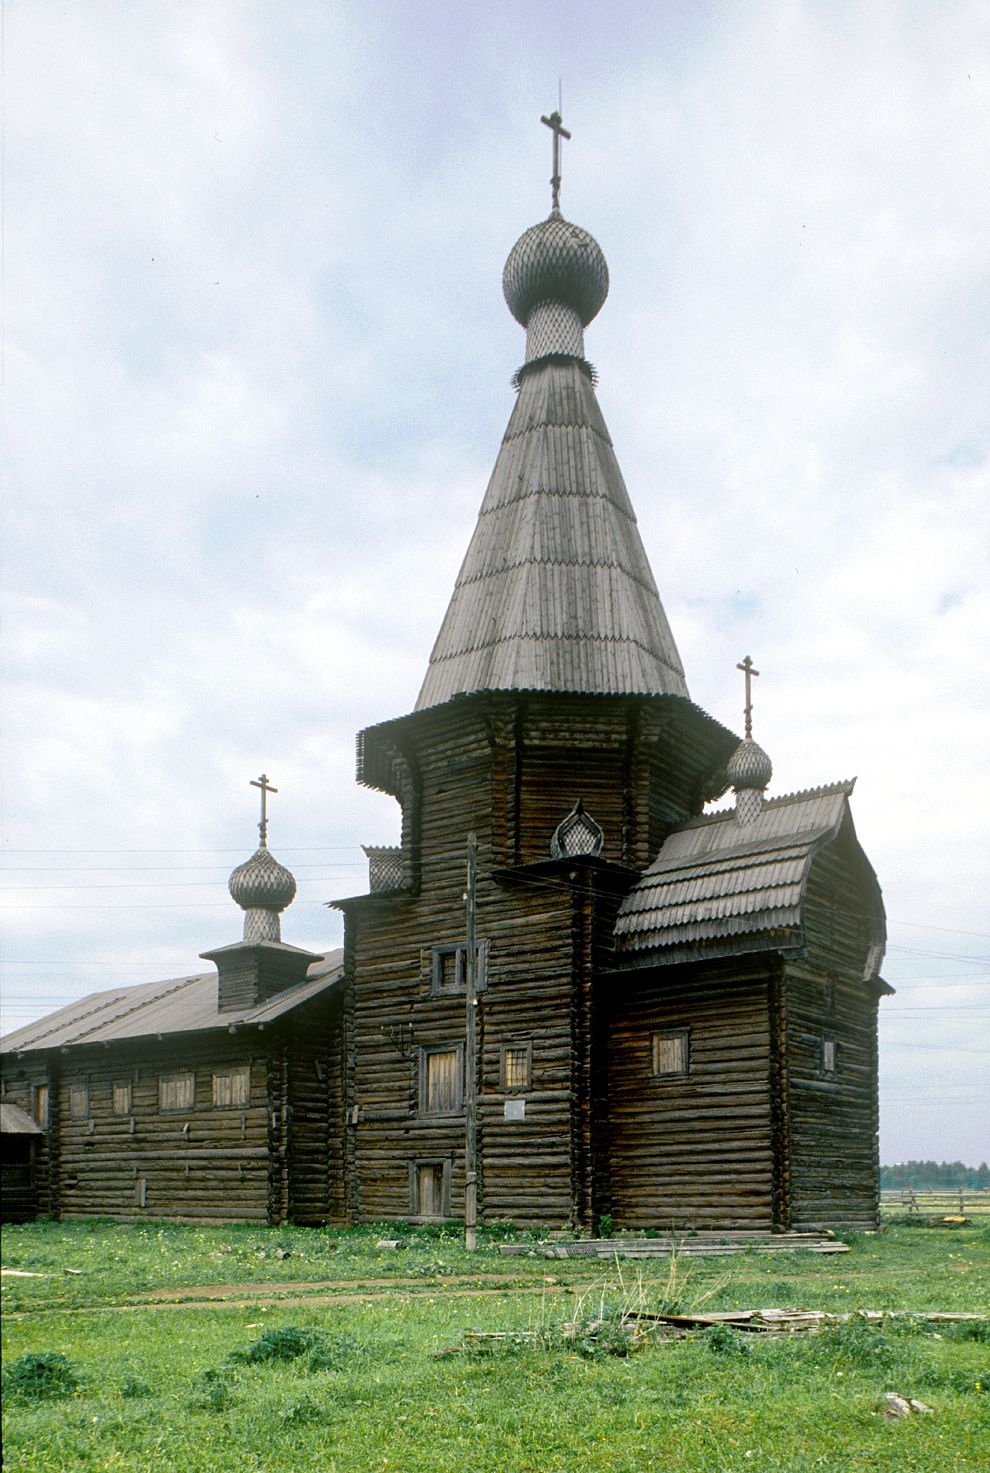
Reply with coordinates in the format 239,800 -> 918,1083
416,206 -> 688,711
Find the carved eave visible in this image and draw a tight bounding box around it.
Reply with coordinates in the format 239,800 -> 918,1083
493,853 -> 641,894
358,689 -> 740,805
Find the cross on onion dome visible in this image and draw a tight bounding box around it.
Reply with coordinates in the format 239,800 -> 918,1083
250,773 -> 278,848
540,108 -> 571,213
736,656 -> 760,739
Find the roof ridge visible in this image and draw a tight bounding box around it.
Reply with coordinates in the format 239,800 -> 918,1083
62,973 -> 206,1049
766,779 -> 856,804
2,971 -> 206,1053
641,830 -> 833,876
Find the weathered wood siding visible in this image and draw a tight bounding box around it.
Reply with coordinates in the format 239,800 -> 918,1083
49,1038 -> 272,1222
345,860 -> 580,1228
1,1068 -> 53,1217
783,835 -> 883,1230
3,994 -> 344,1224
345,693 -> 690,1230
605,958 -> 776,1230
286,995 -> 346,1224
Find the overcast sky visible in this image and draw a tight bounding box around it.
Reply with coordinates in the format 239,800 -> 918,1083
2,1 -> 988,1166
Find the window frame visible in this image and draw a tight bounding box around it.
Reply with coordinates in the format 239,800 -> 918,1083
429,940 -> 488,997
418,1044 -> 464,1116
158,1071 -> 195,1113
33,1082 -> 50,1128
68,1082 -> 90,1120
821,1037 -> 838,1076
651,1028 -> 690,1079
500,1041 -> 532,1092
408,1158 -> 451,1221
112,1081 -> 132,1116
212,1065 -> 251,1109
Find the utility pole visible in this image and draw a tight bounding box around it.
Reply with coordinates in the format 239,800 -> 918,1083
464,832 -> 478,1252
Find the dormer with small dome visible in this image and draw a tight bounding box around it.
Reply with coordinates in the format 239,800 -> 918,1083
202,775 -> 320,1012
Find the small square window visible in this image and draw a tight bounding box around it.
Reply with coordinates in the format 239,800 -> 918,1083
419,1047 -> 462,1114
501,1043 -> 531,1091
159,1072 -> 195,1112
822,1038 -> 837,1074
33,1083 -> 50,1127
651,1030 -> 690,1078
213,1066 -> 250,1108
112,1082 -> 132,1115
430,942 -> 488,996
409,1159 -> 450,1219
69,1083 -> 89,1119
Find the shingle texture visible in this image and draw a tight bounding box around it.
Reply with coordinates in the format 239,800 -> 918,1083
614,784 -> 864,961
0,949 -> 343,1055
416,358 -> 688,709
1,1102 -> 43,1134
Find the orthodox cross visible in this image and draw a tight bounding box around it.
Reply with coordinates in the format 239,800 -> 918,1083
736,656 -> 760,739
540,108 -> 571,212
250,773 -> 278,848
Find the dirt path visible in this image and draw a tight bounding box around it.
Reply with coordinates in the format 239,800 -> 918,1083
5,1272 -> 573,1317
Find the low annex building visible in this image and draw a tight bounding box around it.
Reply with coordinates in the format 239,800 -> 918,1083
1,825 -> 344,1225
1,121 -> 889,1232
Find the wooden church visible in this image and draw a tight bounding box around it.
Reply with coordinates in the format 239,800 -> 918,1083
1,123 -> 889,1232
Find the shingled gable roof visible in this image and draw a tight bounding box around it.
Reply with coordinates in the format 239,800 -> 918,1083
0,949 -> 343,1056
613,782 -> 885,970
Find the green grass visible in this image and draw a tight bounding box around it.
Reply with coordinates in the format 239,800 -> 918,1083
3,1221 -> 988,1471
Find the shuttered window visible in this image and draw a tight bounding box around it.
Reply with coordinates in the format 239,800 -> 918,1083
112,1082 -> 132,1115
651,1030 -> 689,1078
822,1038 -> 837,1074
159,1072 -> 195,1112
213,1066 -> 250,1108
420,1047 -> 462,1114
501,1043 -> 531,1090
33,1083 -> 49,1127
69,1083 -> 89,1119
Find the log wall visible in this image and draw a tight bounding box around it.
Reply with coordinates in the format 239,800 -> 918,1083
605,957 -> 777,1230
1,1068 -> 53,1217
783,832 -> 884,1230
1,987 -> 344,1225
285,994 -> 346,1224
343,694 -> 694,1230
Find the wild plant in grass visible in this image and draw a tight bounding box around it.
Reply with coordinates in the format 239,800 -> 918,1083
188,1367 -> 239,1412
702,1323 -> 751,1356
228,1325 -> 353,1371
2,1351 -> 78,1402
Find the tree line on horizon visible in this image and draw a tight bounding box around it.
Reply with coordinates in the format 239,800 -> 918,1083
881,1159 -> 990,1191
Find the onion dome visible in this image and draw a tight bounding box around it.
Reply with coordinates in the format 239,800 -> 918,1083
728,738 -> 772,828
503,212 -> 609,328
726,738 -> 773,791
550,799 -> 605,860
228,846 -> 297,943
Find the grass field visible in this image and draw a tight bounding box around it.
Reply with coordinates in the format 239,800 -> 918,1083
2,1219 -> 988,1472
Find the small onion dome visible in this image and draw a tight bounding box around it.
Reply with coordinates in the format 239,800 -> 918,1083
228,846 -> 297,913
726,738 -> 773,792
503,211 -> 609,328
550,799 -> 605,860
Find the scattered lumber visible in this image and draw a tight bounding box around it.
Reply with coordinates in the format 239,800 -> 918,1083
499,1231 -> 848,1258
624,1307 -> 989,1337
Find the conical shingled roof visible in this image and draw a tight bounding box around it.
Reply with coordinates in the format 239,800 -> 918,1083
416,214 -> 688,710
